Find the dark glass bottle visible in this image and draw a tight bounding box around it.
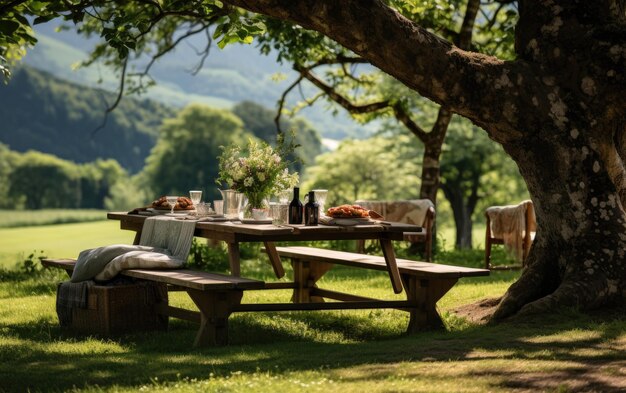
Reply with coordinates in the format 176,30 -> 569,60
304,191 -> 319,226
288,187 -> 303,224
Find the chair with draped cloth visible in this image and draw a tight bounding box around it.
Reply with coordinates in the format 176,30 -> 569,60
484,200 -> 536,269
355,199 -> 435,261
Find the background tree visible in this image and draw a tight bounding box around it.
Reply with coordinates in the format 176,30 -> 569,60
78,159 -> 127,209
8,151 -> 81,209
302,136 -> 421,205
104,177 -> 150,211
232,100 -> 323,173
142,104 -> 248,201
0,143 -> 20,209
439,119 -> 503,249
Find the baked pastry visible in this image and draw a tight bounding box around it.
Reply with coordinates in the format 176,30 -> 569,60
151,196 -> 194,210
326,204 -> 370,218
326,204 -> 384,219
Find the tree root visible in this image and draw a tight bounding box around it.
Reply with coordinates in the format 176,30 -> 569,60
515,274 -> 612,317
491,252 -> 558,321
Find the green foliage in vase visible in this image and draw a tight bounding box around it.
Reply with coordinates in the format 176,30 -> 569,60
217,137 -> 299,209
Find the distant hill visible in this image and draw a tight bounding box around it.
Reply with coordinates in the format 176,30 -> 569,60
0,66 -> 171,173
24,24 -> 369,140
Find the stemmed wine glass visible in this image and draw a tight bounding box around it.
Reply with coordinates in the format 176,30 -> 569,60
166,196 -> 178,215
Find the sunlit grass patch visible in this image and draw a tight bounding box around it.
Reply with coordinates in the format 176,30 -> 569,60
0,209 -> 109,228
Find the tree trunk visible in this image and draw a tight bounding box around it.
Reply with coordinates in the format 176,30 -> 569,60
220,0 -> 626,317
494,126 -> 626,318
441,181 -> 473,249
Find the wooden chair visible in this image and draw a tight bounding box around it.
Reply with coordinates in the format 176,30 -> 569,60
484,200 -> 536,269
355,199 -> 436,261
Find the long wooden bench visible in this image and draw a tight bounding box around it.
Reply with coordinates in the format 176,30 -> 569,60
272,246 -> 489,332
42,259 -> 265,347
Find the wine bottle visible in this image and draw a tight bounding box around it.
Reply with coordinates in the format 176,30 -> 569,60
304,191 -> 319,226
288,187 -> 303,224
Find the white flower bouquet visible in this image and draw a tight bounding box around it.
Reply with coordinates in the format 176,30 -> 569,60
217,138 -> 299,212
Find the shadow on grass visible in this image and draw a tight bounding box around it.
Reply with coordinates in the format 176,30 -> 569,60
1,303 -> 625,392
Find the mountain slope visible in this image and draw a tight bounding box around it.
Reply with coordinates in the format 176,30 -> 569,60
25,25 -> 366,140
0,66 -> 171,172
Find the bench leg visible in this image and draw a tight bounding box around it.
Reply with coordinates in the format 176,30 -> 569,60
291,258 -> 333,303
186,289 -> 243,347
403,275 -> 458,333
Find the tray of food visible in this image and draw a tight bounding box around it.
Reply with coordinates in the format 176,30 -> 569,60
323,204 -> 383,225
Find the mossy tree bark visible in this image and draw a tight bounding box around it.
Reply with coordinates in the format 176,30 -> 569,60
225,0 -> 626,317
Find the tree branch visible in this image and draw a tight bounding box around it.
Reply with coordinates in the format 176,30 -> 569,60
297,65 -> 390,114
275,74 -> 304,133
92,56 -> 128,136
223,0 -> 515,128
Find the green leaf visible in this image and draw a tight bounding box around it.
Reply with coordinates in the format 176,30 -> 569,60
0,20 -> 20,36
213,23 -> 226,39
33,14 -> 57,25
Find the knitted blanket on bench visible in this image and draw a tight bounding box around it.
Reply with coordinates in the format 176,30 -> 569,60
70,216 -> 196,283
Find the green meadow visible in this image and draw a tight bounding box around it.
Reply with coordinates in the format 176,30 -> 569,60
0,210 -> 624,392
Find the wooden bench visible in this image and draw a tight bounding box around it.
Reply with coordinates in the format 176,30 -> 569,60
272,246 -> 489,332
42,259 -> 265,347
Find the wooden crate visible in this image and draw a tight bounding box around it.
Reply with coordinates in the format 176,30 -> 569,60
58,281 -> 169,335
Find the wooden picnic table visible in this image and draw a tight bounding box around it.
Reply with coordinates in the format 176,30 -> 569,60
38,212 -> 491,346
107,212 -> 421,294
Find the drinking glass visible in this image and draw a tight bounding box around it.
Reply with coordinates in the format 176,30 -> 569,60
189,190 -> 202,206
214,200 -> 224,215
312,189 -> 328,216
165,195 -> 178,214
271,203 -> 288,226
278,189 -> 291,204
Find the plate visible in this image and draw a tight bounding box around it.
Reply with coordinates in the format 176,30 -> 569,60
319,216 -> 372,226
165,213 -> 189,217
150,206 -> 195,211
147,207 -> 195,215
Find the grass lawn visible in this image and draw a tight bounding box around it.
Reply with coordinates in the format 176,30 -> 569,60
0,211 -> 624,392
0,209 -> 110,228
1,265 -> 624,393
0,220 -> 134,269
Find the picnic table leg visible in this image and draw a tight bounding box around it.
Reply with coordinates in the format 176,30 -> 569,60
132,230 -> 142,245
379,238 -> 404,294
263,242 -> 286,278
291,258 -> 334,303
186,289 -> 243,347
403,275 -> 458,332
227,242 -> 241,277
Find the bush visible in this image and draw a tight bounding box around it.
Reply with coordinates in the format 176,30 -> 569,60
187,238 -> 230,272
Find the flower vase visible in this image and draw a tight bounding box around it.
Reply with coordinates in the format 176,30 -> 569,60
240,194 -> 270,220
